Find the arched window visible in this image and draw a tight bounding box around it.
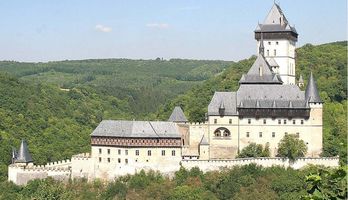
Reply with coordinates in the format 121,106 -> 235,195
214,127 -> 231,137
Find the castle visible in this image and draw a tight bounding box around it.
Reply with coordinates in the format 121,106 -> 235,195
8,4 -> 339,185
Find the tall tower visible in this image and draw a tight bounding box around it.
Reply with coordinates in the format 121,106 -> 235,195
255,3 -> 298,85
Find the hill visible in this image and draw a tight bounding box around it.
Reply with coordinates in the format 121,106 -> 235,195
155,41 -> 347,162
0,72 -> 134,180
0,59 -> 233,116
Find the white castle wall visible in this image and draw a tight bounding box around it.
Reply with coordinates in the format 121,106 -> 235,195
181,157 -> 339,172
8,159 -> 72,185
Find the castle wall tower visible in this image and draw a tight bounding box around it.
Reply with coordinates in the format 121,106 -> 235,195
255,3 -> 298,85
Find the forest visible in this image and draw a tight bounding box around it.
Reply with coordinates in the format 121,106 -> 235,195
0,41 -> 346,199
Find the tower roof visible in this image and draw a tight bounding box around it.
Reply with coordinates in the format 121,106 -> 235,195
168,106 -> 188,123
305,72 -> 322,103
239,55 -> 283,84
200,135 -> 209,145
15,139 -> 33,163
264,3 -> 289,26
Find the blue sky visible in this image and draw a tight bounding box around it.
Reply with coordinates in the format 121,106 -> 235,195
0,0 -> 346,62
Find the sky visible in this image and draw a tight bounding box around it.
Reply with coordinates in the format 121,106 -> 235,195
0,0 -> 346,62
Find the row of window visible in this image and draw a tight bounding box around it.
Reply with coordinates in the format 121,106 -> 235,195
99,148 -> 176,156
246,132 -> 300,138
99,157 -> 129,164
247,119 -> 305,125
266,49 -> 277,56
267,41 -> 279,45
213,118 -> 306,125
214,119 -> 232,124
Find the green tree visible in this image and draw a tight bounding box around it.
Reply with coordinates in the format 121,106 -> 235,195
237,143 -> 270,158
277,134 -> 307,161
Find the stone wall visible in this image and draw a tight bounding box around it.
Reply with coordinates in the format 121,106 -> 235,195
181,157 -> 339,172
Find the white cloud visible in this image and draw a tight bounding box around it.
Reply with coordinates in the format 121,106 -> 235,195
95,24 -> 112,33
146,23 -> 169,29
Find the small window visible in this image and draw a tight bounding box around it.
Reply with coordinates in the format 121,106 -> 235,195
272,132 -> 275,137
172,150 -> 176,156
107,158 -> 110,163
293,120 -> 296,125
263,119 -> 266,124
99,157 -> 102,162
248,119 -> 251,124
274,49 -> 277,56
148,150 -> 152,156
259,132 -> 262,137
118,158 -> 121,163
267,50 -> 269,56
301,120 -> 304,125
296,132 -> 300,137
246,132 -> 250,137
229,119 -> 232,124
125,159 -> 128,164
276,41 -> 279,45
268,41 -> 271,45
135,150 -> 139,156
285,132 -> 288,135
125,150 -> 128,155
118,149 -> 121,155
278,119 -> 281,124
284,120 -> 287,124
107,149 -> 110,154
214,119 -> 217,124
162,150 -> 166,156
99,148 -> 102,154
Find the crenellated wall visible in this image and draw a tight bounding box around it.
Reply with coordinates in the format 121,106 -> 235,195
181,157 -> 339,172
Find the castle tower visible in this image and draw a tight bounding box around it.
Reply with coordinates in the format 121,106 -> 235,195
305,72 -> 323,157
255,3 -> 298,85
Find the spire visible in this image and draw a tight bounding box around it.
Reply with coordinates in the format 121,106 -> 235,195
305,72 -> 322,103
15,139 -> 33,163
259,32 -> 265,56
256,100 -> 260,108
288,101 -> 293,108
168,106 -> 188,123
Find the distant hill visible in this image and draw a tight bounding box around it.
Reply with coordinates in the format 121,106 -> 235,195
155,41 -> 347,162
0,59 -> 233,116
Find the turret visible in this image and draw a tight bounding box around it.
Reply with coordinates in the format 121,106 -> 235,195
168,106 -> 188,123
14,139 -> 33,166
305,72 -> 322,104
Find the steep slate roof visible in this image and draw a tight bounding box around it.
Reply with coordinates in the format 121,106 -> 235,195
91,120 -> 181,138
168,106 -> 188,123
267,58 -> 279,67
208,92 -> 237,115
255,3 -> 297,34
239,55 -> 282,84
15,139 -> 33,163
305,72 -> 322,103
200,135 -> 209,145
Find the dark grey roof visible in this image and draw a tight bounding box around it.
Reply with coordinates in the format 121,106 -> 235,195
91,120 -> 181,138
305,72 -> 322,103
168,106 -> 188,122
255,3 -> 297,34
208,92 -> 237,115
239,55 -> 282,84
15,139 -> 33,163
200,135 -> 209,145
267,58 -> 279,67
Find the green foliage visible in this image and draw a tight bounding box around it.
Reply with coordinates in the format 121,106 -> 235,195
277,134 -> 308,161
0,59 -> 232,115
237,142 -> 270,158
302,166 -> 347,200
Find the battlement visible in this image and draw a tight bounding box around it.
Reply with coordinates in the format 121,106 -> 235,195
72,153 -> 91,160
181,157 -> 340,171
